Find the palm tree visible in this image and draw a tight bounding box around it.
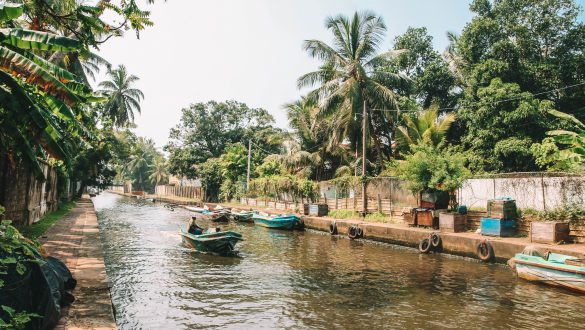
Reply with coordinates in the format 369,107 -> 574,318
395,107 -> 456,149
128,151 -> 150,191
298,11 -> 406,165
99,65 -> 144,127
149,157 -> 168,187
285,97 -> 348,180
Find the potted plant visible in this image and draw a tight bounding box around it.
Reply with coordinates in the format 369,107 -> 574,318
396,144 -> 470,230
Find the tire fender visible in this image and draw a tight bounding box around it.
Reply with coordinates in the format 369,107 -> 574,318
419,238 -> 432,254
477,239 -> 495,262
329,221 -> 337,235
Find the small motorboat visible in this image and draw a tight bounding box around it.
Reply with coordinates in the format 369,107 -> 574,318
185,206 -> 207,213
181,221 -> 243,255
231,209 -> 256,223
252,214 -> 304,230
180,229 -> 243,255
509,246 -> 585,293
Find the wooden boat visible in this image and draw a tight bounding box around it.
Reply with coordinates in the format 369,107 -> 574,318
180,229 -> 243,255
185,206 -> 207,213
231,210 -> 256,222
509,247 -> 585,293
252,214 -> 303,230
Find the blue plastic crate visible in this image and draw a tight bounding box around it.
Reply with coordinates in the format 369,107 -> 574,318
480,217 -> 516,237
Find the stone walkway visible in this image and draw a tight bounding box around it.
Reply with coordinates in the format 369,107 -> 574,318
40,198 -> 117,330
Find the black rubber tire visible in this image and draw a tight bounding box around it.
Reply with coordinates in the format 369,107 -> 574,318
292,218 -> 304,230
430,233 -> 442,248
477,240 -> 495,262
419,238 -> 432,254
348,225 -> 358,239
356,226 -> 363,238
329,221 -> 337,235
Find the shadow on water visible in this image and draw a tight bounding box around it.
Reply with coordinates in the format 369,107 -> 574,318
94,192 -> 585,330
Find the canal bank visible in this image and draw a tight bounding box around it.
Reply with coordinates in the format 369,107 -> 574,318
40,198 -> 116,330
109,190 -> 585,263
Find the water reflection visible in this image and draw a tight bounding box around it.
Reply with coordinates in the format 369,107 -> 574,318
94,193 -> 585,329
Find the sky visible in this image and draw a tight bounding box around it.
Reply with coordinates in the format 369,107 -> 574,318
95,0 -> 585,149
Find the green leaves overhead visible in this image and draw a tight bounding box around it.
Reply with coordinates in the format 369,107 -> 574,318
0,2 -> 22,22
0,28 -> 84,52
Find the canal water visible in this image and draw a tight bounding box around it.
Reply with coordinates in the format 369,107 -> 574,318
94,193 -> 585,329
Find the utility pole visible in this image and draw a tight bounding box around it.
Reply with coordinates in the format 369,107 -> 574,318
362,100 -> 368,216
246,139 -> 252,191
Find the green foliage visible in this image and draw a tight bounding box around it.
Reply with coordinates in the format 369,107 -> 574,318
328,210 -> 359,219
99,65 -> 144,128
459,78 -> 552,172
165,100 -> 284,179
544,110 -> 585,168
519,203 -> 585,225
396,144 -> 470,195
0,219 -> 43,329
396,107 -> 456,151
248,175 -> 319,202
298,11 -> 405,169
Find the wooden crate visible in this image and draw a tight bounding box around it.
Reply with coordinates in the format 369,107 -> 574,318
402,207 -> 416,226
303,203 -> 310,215
416,209 -> 434,227
487,199 -> 517,220
439,213 -> 467,233
308,204 -> 329,217
531,221 -> 570,244
481,217 -> 516,237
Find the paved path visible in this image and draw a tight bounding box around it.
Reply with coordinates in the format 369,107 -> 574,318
40,198 -> 117,330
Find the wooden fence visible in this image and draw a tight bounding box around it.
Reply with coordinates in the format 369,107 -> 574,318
155,185 -> 202,200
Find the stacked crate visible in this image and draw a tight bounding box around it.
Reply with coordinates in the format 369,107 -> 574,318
481,198 -> 517,237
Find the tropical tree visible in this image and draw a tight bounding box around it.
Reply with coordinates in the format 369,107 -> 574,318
298,11 -> 406,167
396,107 -> 456,150
541,110 -> 585,167
149,156 -> 168,187
99,65 -> 144,128
285,97 -> 348,180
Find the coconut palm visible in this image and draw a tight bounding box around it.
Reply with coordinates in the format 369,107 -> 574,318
128,151 -> 150,190
99,65 -> 144,127
149,157 -> 168,186
285,97 -> 349,180
396,107 -> 456,149
298,11 -> 406,165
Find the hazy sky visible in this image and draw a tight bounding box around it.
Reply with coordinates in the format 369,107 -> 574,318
94,0 -> 585,149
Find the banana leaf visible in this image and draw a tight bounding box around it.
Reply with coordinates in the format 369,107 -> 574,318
0,2 -> 23,22
0,28 -> 83,52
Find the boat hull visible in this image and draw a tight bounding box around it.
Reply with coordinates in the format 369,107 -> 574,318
511,253 -> 585,293
233,213 -> 254,222
252,215 -> 301,230
180,230 -> 243,255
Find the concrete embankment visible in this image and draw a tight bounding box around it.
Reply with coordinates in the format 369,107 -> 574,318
108,191 -> 585,263
40,198 -> 116,330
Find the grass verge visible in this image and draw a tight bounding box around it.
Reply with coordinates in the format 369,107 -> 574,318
17,201 -> 76,239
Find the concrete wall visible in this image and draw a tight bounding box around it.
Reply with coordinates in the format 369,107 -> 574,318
459,174 -> 585,211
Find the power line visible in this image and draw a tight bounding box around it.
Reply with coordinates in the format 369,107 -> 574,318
368,81 -> 585,113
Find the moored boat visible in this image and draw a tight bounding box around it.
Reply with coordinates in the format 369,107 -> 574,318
231,210 -> 256,222
252,214 -> 304,230
509,246 -> 585,293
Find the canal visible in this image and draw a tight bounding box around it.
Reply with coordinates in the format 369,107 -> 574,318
94,192 -> 585,329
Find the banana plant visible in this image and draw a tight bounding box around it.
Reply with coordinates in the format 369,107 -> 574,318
0,3 -> 96,179
547,110 -> 585,165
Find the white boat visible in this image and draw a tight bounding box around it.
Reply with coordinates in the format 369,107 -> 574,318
509,246 -> 585,293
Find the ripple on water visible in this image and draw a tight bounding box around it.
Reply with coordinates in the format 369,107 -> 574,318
94,193 -> 585,330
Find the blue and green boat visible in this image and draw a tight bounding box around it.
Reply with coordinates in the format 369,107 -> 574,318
180,229 -> 243,255
252,214 -> 304,230
509,247 -> 585,293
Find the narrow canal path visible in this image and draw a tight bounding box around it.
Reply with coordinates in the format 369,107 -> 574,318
94,192 -> 585,329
